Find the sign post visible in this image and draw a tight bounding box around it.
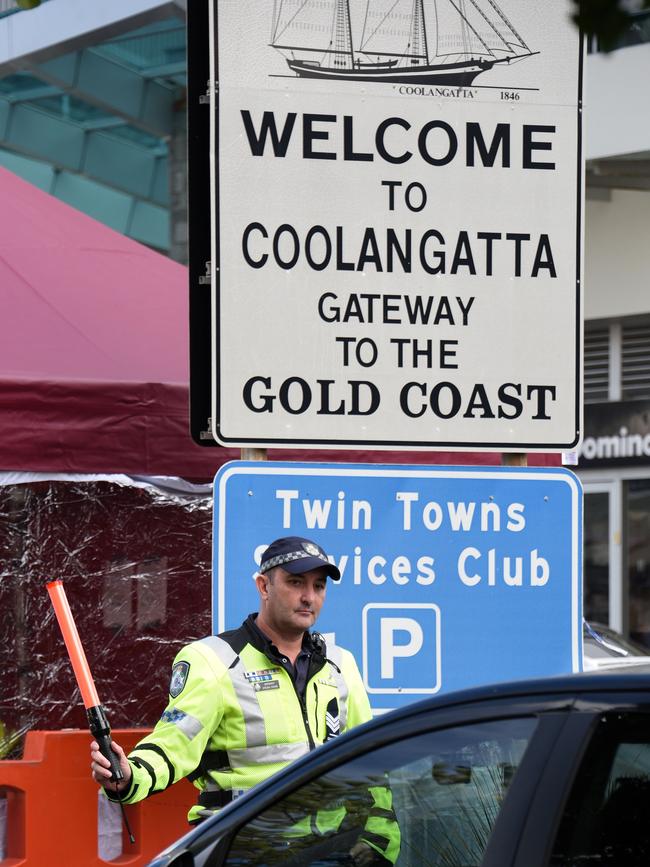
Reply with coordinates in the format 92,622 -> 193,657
213,461 -> 583,711
207,0 -> 583,451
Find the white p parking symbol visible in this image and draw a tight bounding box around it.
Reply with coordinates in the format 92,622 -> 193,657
380,618 -> 423,678
362,603 -> 441,695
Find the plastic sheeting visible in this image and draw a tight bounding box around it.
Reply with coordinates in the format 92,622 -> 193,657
0,476 -> 213,760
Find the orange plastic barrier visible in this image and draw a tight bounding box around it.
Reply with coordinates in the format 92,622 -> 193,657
0,729 -> 196,867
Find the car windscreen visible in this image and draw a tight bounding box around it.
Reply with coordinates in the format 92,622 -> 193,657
215,716 -> 538,867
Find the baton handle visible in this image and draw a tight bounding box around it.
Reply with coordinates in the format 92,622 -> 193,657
87,704 -> 124,783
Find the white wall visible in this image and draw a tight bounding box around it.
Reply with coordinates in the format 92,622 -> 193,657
585,188 -> 650,320
585,44 -> 650,160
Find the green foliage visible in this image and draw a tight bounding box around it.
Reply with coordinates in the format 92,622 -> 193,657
0,720 -> 20,760
571,0 -> 650,51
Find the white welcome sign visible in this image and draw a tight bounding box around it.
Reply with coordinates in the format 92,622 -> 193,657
209,0 -> 583,451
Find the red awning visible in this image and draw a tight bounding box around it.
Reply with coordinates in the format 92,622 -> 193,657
0,167 -> 228,477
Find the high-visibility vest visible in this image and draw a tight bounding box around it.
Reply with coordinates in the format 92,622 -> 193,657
107,616 -> 399,861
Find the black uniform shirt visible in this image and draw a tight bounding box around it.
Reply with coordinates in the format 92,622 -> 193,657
248,614 -> 313,698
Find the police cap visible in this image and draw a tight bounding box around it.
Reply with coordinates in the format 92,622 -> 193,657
259,536 -> 340,581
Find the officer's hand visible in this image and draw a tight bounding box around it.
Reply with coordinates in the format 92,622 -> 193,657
90,739 -> 131,793
349,839 -> 390,866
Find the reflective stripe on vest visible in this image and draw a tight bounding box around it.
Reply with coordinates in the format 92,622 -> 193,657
325,646 -> 349,730
175,712 -> 203,741
227,741 -> 310,769
199,635 -> 238,668
159,707 -> 204,741
199,636 -> 271,750
198,637 -> 344,775
228,657 -> 269,748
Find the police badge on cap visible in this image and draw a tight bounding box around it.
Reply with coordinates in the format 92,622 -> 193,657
259,536 -> 341,581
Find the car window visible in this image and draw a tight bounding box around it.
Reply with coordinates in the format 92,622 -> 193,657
219,717 -> 536,867
550,713 -> 650,865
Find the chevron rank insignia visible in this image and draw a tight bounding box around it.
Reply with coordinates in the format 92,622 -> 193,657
325,697 -> 341,741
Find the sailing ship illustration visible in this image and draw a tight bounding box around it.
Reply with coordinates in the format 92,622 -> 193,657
270,0 -> 538,86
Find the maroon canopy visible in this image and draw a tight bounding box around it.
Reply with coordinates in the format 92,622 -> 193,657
0,168 -> 559,478
0,167 -> 228,478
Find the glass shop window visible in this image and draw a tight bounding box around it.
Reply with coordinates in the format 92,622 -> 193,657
627,480 -> 650,649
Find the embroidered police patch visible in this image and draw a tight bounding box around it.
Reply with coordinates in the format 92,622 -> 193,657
169,661 -> 190,698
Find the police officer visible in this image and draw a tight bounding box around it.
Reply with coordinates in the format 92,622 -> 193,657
90,536 -> 399,864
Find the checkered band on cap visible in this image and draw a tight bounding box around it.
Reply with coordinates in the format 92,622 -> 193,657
260,548 -> 328,573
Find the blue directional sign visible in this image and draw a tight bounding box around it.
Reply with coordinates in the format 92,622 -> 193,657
213,461 -> 582,711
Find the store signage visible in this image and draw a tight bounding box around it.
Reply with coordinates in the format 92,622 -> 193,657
213,462 -> 583,710
207,0 -> 583,451
578,400 -> 650,467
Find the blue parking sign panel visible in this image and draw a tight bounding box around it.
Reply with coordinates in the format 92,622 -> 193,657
213,462 -> 582,711
363,603 -> 441,695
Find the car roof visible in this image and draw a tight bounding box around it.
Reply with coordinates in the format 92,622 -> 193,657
375,661 -> 650,722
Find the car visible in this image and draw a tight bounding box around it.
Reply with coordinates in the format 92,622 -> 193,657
583,620 -> 650,670
147,671 -> 650,867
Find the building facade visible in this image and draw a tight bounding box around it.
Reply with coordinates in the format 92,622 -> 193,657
580,14 -> 650,643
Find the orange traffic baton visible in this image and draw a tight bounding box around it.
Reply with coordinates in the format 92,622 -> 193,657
46,579 -> 135,843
